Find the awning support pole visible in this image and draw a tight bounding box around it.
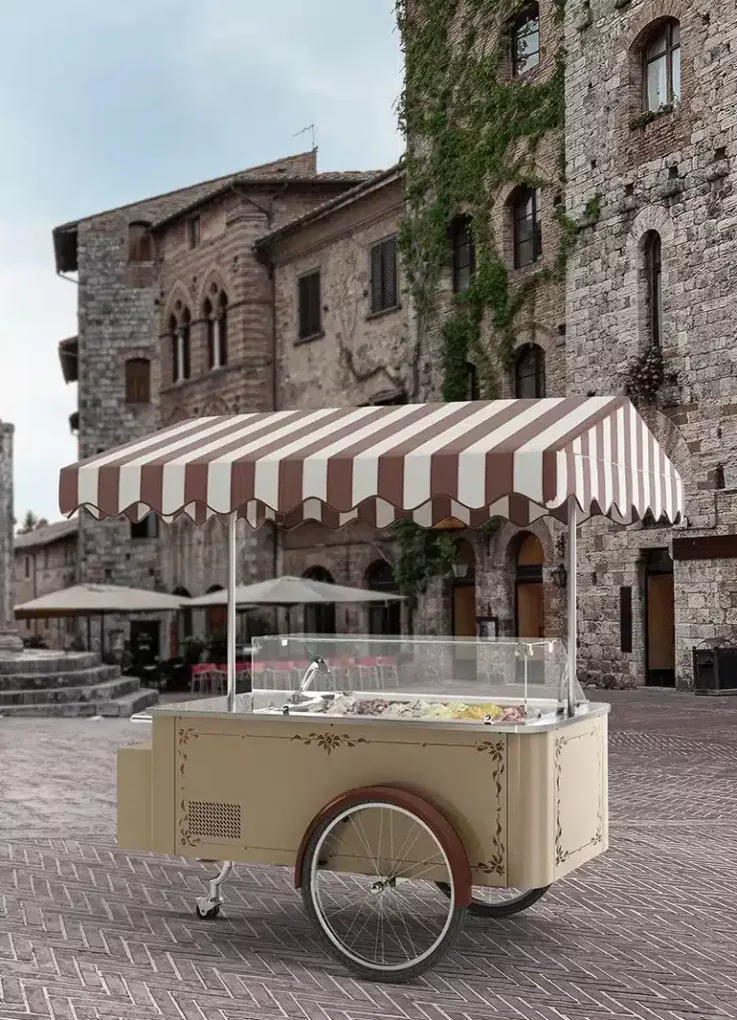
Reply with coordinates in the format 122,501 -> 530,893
227,511 -> 238,713
566,497 -> 577,718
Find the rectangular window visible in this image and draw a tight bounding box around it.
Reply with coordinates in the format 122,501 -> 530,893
298,270 -> 322,340
188,216 -> 201,249
514,187 -> 543,269
452,220 -> 475,293
130,514 -> 159,540
620,586 -> 633,654
125,358 -> 151,403
370,236 -> 399,313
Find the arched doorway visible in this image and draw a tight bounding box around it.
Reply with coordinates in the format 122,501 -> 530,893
515,534 -> 544,639
365,560 -> 401,636
205,584 -> 226,639
172,586 -> 192,658
303,567 -> 336,635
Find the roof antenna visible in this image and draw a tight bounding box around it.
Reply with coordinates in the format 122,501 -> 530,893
293,123 -> 317,152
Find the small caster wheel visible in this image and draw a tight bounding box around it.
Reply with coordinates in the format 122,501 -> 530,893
196,903 -> 221,920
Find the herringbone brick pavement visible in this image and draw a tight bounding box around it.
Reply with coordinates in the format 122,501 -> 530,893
1,699 -> 737,1020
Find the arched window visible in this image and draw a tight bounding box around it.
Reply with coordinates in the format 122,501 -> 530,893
644,231 -> 662,347
125,358 -> 151,404
512,187 -> 543,268
643,19 -> 681,112
170,306 -> 191,383
514,343 -> 546,398
365,560 -> 401,636
511,3 -> 540,77
204,285 -> 229,370
451,217 -> 474,293
128,221 -> 153,264
303,567 -> 336,635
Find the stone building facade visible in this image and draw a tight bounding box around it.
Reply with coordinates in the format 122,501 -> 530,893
54,152 -> 383,654
13,519 -> 79,649
563,0 -> 737,687
51,0 -> 737,686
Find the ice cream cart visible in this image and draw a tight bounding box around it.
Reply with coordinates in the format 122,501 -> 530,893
59,397 -> 685,982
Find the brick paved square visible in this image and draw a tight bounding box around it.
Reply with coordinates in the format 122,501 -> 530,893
1,695 -> 737,1020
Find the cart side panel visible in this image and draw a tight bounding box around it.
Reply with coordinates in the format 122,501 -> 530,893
172,714 -> 508,885
505,732 -> 555,888
117,744 -> 152,852
552,713 -> 608,882
150,716 -> 177,855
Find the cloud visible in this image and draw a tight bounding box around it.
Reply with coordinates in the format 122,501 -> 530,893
0,1 -> 401,522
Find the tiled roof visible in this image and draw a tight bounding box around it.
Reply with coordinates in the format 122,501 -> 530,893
254,164 -> 404,251
14,518 -> 78,551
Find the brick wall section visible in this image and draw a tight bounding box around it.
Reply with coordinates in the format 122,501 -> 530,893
565,0 -> 737,687
263,173 -> 410,624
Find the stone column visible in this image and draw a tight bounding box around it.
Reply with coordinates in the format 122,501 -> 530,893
0,423 -> 24,653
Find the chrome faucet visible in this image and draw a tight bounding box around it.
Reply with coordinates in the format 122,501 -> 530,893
289,655 -> 331,705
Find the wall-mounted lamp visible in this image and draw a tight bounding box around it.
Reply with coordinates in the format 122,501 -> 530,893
551,564 -> 568,589
452,563 -> 469,579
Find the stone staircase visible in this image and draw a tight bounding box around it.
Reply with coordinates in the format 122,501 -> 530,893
0,651 -> 159,718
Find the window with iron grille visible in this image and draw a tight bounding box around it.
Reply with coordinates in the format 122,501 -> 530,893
298,270 -> 322,340
451,218 -> 475,293
513,187 -> 543,268
370,236 -> 399,313
125,358 -> 151,403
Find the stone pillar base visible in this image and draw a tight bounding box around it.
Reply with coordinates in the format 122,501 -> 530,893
0,630 -> 24,654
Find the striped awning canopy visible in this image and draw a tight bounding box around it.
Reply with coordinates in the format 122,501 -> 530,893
58,397 -> 685,530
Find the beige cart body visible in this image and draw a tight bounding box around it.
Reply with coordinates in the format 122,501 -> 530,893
119,696 -> 608,892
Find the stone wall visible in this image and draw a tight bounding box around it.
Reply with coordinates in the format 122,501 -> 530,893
0,423 -> 22,649
565,0 -> 737,687
13,522 -> 79,649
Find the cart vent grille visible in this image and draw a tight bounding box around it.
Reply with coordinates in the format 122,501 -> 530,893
187,801 -> 242,840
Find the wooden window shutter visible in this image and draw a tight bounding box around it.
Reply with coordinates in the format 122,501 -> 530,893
382,236 -> 398,309
125,359 -> 151,403
299,272 -> 321,339
370,243 -> 384,313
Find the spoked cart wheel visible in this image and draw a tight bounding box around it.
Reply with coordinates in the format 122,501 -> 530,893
435,882 -> 550,919
298,786 -> 472,983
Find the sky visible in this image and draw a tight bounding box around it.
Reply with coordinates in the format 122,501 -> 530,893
0,0 -> 403,524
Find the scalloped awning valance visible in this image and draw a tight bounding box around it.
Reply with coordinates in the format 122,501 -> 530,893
59,397 -> 685,530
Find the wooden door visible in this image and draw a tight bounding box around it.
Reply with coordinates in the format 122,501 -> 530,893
517,582 -> 544,638
647,573 -> 675,685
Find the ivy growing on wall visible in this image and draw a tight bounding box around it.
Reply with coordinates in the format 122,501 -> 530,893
390,0 -> 597,602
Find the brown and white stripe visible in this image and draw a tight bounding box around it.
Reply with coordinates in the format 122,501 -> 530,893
58,397 -> 685,529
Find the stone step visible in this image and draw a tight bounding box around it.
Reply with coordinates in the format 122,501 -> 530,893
0,682 -> 159,718
0,664 -> 120,691
0,675 -> 140,709
0,651 -> 100,675
97,687 -> 159,718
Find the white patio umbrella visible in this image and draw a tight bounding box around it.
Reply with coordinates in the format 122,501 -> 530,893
15,583 -> 191,617
187,575 -> 402,608
15,583 -> 193,653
